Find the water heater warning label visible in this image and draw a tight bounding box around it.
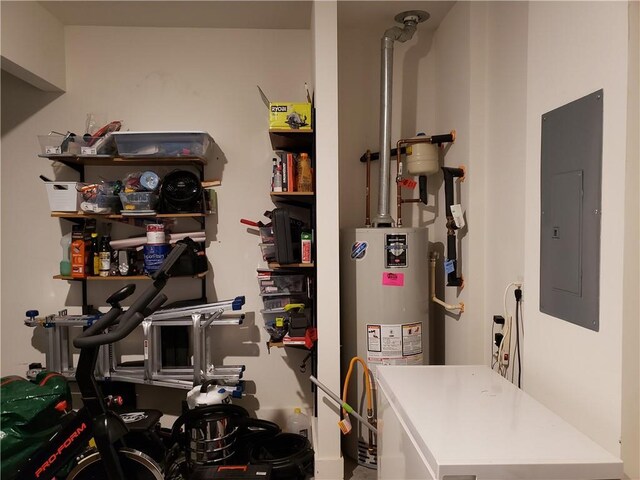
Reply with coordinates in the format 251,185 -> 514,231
385,234 -> 408,268
366,322 -> 423,365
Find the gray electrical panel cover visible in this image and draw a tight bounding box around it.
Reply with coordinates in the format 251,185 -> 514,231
540,90 -> 602,331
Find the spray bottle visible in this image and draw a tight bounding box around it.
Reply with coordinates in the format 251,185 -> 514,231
59,233 -> 72,276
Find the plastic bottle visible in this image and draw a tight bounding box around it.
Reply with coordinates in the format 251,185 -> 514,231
296,153 -> 312,192
286,407 -> 310,439
91,233 -> 100,276
273,164 -> 283,192
59,233 -> 72,276
99,236 -> 111,277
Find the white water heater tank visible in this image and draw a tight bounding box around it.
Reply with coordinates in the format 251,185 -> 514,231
340,227 -> 429,466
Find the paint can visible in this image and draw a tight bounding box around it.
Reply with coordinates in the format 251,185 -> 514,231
144,244 -> 170,274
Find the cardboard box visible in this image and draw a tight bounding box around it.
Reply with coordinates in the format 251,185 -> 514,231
269,102 -> 312,130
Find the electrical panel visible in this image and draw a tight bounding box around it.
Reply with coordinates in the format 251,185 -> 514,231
540,89 -> 603,331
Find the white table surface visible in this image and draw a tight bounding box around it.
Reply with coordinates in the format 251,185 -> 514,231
376,365 -> 623,480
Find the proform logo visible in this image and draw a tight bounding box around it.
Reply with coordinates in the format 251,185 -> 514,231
35,422 -> 87,478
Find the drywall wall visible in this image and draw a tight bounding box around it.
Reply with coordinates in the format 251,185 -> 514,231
0,1 -> 66,91
1,25 -> 314,423
482,1 -> 528,365
621,2 -> 639,477
431,2 -> 485,365
523,1 -> 629,457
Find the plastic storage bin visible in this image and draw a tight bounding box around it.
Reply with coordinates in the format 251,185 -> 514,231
38,134 -> 82,156
113,131 -> 213,157
45,182 -> 79,211
259,226 -> 275,244
80,195 -> 121,214
258,275 -> 306,296
262,296 -> 306,311
119,192 -> 159,211
259,243 -> 276,262
38,133 -> 117,156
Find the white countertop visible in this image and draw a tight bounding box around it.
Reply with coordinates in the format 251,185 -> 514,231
376,365 -> 623,480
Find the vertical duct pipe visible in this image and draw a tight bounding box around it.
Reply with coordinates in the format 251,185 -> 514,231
372,10 -> 430,227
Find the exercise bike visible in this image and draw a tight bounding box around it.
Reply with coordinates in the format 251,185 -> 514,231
14,243 -> 246,480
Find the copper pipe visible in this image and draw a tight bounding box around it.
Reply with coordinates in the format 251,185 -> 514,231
365,150 -> 372,227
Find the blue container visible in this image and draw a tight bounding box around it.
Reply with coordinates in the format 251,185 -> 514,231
144,244 -> 170,274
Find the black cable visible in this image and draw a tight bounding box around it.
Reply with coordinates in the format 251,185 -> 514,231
515,289 -> 522,388
491,320 -> 497,369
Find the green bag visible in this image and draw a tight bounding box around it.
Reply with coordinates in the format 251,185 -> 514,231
1,371 -> 71,480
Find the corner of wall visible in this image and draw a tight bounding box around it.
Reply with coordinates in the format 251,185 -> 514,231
0,1 -> 66,91
621,2 -> 639,477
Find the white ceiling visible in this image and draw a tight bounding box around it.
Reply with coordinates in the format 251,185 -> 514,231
38,1 -> 454,31
338,1 -> 454,32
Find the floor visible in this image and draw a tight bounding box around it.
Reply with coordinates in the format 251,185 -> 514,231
344,456 -> 377,480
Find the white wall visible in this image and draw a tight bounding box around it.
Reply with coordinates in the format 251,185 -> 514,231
523,1 -> 629,458
0,1 -> 66,91
1,25 -> 314,423
483,1 -> 528,365
620,2 -> 638,476
432,2 -> 486,365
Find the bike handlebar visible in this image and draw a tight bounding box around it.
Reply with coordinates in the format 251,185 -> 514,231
73,243 -> 187,349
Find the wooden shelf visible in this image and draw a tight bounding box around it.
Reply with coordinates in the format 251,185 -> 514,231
270,192 -> 314,205
267,338 -> 309,349
270,192 -> 314,197
268,129 -> 313,152
40,154 -> 207,168
54,271 -> 207,281
51,212 -> 208,220
267,262 -> 314,269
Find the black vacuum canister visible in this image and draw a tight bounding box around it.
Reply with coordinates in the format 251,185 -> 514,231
190,465 -> 272,479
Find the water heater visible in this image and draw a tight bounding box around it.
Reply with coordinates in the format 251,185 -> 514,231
340,227 -> 429,466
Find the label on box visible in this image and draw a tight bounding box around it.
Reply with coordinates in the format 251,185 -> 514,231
81,146 -> 97,155
269,102 -> 312,130
46,146 -> 62,155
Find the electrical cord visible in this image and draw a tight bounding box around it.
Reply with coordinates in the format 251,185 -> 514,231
514,288 -> 523,388
497,282 -> 522,380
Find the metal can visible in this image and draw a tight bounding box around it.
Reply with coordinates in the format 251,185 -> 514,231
146,224 -> 165,244
301,231 -> 312,264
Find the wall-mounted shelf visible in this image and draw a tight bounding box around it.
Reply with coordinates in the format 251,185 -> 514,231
267,262 -> 314,269
268,129 -> 313,152
40,154 -> 207,171
54,271 -> 208,281
51,212 -> 209,220
270,192 -> 314,205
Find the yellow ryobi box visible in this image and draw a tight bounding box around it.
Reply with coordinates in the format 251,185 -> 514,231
269,102 -> 312,130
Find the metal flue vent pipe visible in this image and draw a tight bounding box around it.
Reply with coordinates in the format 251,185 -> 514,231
372,10 -> 429,227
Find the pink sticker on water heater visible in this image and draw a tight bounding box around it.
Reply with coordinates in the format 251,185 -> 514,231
382,272 -> 405,286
